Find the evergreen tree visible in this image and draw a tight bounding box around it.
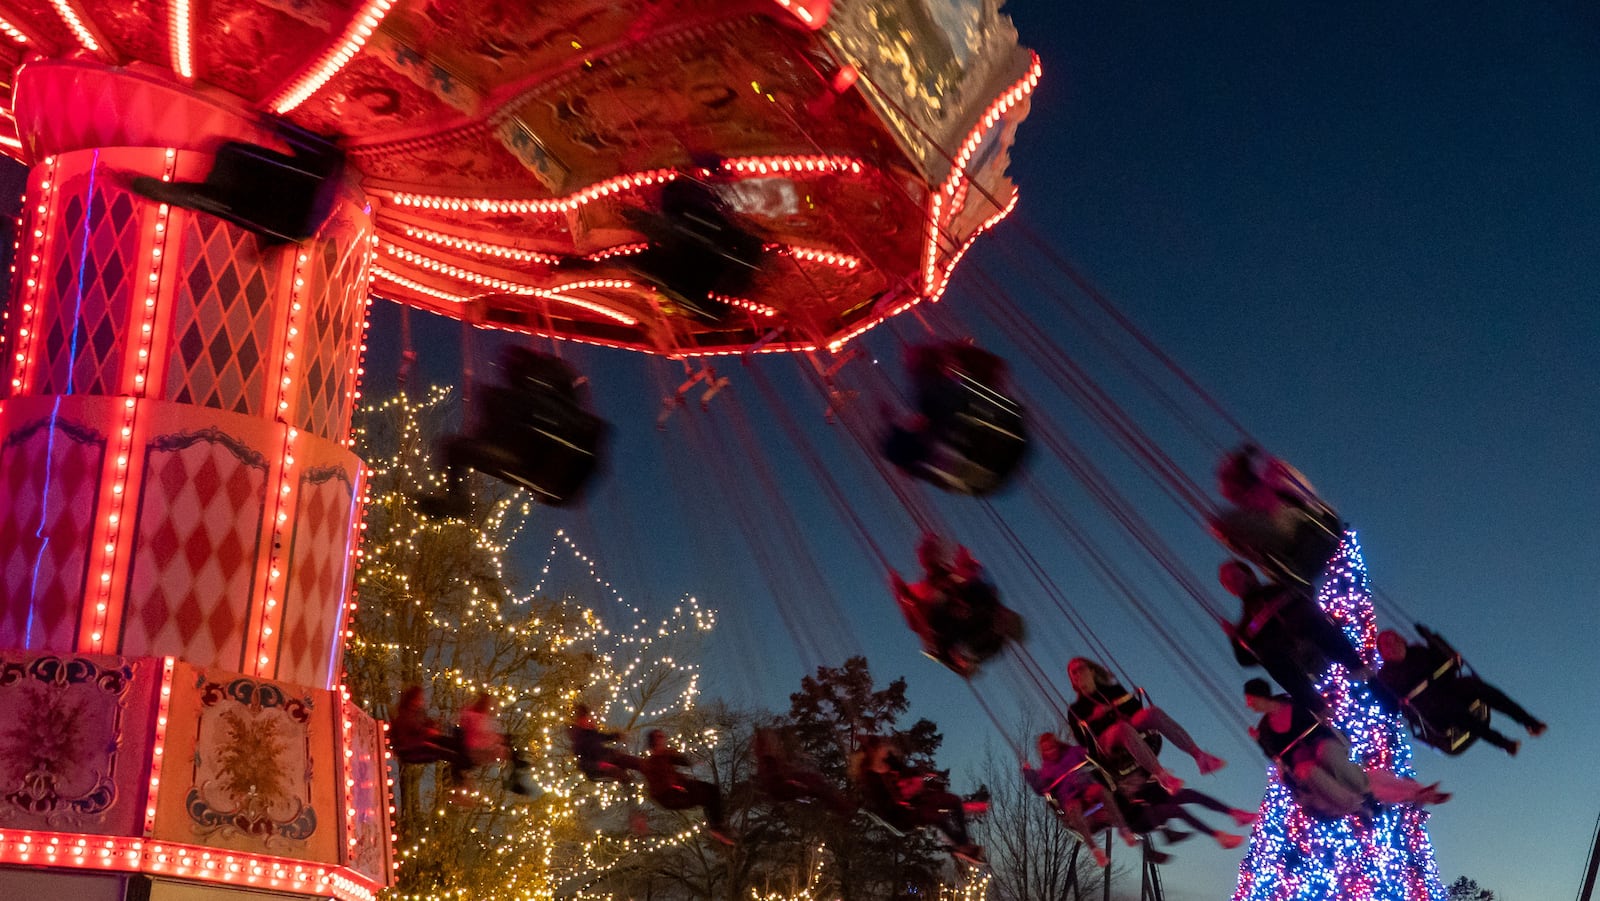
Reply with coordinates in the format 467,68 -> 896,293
779,657 -> 955,900
1233,534 -> 1446,900
345,388 -> 712,901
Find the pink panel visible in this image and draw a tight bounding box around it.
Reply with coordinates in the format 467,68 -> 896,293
342,701 -> 391,881
121,431 -> 268,671
0,653 -> 157,837
163,216 -> 277,417
277,466 -> 355,687
13,62 -> 281,160
294,220 -> 369,442
0,417 -> 103,650
36,176 -> 140,398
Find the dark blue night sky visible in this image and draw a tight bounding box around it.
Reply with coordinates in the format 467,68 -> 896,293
363,2 -> 1599,897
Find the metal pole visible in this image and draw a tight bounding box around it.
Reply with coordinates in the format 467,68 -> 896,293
1579,810 -> 1600,901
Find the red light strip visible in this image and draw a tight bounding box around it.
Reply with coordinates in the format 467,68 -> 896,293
771,0 -> 823,28
475,318 -> 816,357
168,0 -> 193,78
258,250 -> 312,675
12,156 -> 58,395
709,293 -> 778,317
370,266 -> 468,304
0,829 -> 380,901
382,155 -> 866,218
398,225 -> 561,265
386,168 -> 677,215
144,656 -> 176,834
380,245 -> 640,325
381,721 -> 397,876
344,234 -> 378,445
586,242 -> 649,261
339,688 -> 357,859
46,0 -> 99,53
769,244 -> 861,270
720,155 -> 863,176
130,149 -> 176,396
921,53 -> 1041,296
0,17 -> 29,45
269,0 -> 397,114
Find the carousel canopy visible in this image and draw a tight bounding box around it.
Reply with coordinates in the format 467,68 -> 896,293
0,0 -> 1036,355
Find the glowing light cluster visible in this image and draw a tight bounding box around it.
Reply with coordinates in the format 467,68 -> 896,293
709,293 -> 778,318
340,688 -> 359,857
0,16 -> 29,44
46,0 -> 99,53
258,251 -> 313,674
12,156 -> 57,394
0,830 -> 379,900
386,168 -> 677,215
168,0 -> 193,78
90,395 -> 139,650
771,244 -> 861,270
585,242 -> 649,261
371,266 -> 469,304
922,53 -> 1041,298
770,0 -> 822,29
720,155 -> 863,176
399,225 -> 561,265
269,0 -> 397,114
381,244 -> 639,325
143,656 -> 176,833
1232,534 -> 1445,901
130,149 -> 176,396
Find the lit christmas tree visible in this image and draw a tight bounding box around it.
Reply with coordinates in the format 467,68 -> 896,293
345,387 -> 715,901
1233,533 -> 1446,901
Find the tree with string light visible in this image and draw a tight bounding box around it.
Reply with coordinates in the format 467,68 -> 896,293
1232,534 -> 1447,901
344,387 -> 714,901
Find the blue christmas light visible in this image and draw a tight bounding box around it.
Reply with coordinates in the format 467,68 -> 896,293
1232,533 -> 1446,901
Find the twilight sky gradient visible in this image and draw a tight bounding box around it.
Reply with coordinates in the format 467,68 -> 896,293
245,1 -> 1598,898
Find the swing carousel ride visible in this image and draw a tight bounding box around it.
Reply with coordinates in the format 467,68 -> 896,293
0,0 -> 1513,899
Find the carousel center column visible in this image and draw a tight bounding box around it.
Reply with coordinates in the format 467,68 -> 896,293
0,61 -> 391,901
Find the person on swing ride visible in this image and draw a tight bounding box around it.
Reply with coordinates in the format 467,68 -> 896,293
754,727 -> 857,815
1125,779 -> 1254,851
1065,657 -> 1227,794
568,703 -> 643,783
1374,627 -> 1546,756
1218,559 -> 1369,711
1022,731 -> 1140,866
447,692 -> 537,801
850,735 -> 987,865
390,685 -> 457,765
889,534 -> 1023,676
641,729 -> 735,845
1210,444 -> 1342,588
1242,678 -> 1449,820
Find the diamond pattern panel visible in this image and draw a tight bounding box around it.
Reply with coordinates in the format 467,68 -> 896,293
279,466 -> 354,686
0,419 -> 103,649
296,232 -> 367,442
165,216 -> 275,417
38,180 -> 139,398
122,431 -> 268,670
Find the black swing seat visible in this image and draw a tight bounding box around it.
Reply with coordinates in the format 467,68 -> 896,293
1390,647 -> 1488,756
460,394 -> 608,506
927,378 -> 1028,496
1215,499 -> 1343,588
133,124 -> 344,244
617,179 -> 764,324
